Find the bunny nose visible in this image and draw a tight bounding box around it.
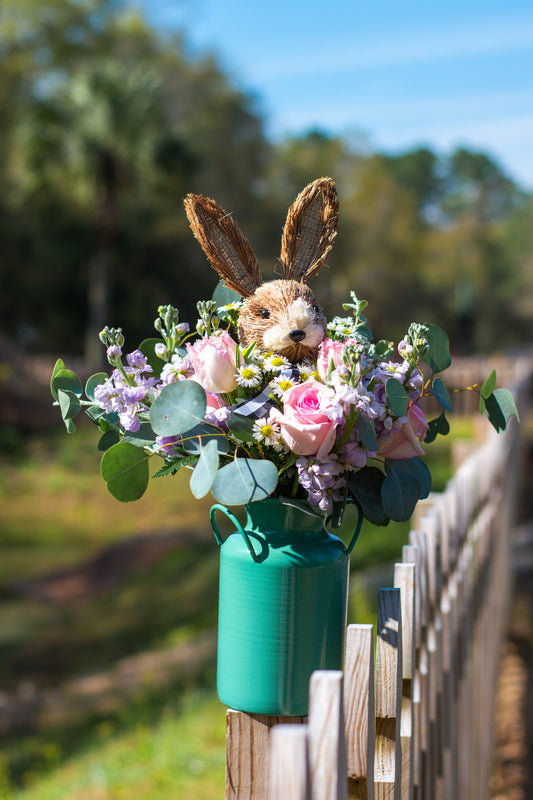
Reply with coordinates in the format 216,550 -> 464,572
289,329 -> 306,343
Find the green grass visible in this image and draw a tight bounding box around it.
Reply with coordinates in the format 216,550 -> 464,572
0,416 -> 481,798
0,686 -> 226,800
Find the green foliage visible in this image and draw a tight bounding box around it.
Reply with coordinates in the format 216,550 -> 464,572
424,324 -> 452,374
150,382 -> 207,437
425,411 -> 451,444
100,441 -> 150,501
385,378 -> 410,416
211,459 -> 278,506
190,440 -> 220,499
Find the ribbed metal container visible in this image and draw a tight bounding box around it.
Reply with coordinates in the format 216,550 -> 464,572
211,498 -> 355,716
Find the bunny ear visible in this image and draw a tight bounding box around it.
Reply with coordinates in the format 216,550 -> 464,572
184,194 -> 261,297
280,177 -> 339,282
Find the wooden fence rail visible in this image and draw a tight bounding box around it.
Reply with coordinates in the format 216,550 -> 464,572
225,357 -> 532,800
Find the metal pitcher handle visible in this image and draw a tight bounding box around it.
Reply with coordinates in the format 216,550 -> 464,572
210,504 -> 261,563
326,499 -> 363,555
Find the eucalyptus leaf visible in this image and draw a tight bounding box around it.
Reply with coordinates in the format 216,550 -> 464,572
100,442 -> 150,502
432,376 -> 451,411
480,369 -> 497,400
424,324 -> 451,374
484,388 -> 519,432
381,468 -> 420,522
385,378 -> 409,417
150,381 -> 207,436
58,388 -> 81,420
98,430 -> 120,452
227,412 -> 256,442
123,423 -> 158,448
182,423 -> 230,454
348,466 -> 389,526
51,368 -> 83,401
212,281 -> 243,306
386,457 -> 431,499
357,414 -> 378,451
190,440 -> 220,499
85,373 -> 108,401
424,411 -> 450,444
139,338 -> 165,378
211,458 -> 278,506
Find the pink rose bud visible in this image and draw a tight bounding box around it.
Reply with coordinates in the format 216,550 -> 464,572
316,337 -> 358,382
186,330 -> 238,394
377,404 -> 428,459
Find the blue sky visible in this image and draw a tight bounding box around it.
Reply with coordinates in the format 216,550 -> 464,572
141,0 -> 533,189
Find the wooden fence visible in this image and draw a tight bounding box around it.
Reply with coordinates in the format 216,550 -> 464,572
224,356 -> 533,800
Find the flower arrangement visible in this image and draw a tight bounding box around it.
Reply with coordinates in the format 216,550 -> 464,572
50,288 -> 518,528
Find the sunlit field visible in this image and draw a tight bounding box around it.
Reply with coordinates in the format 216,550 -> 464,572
0,417 -> 478,798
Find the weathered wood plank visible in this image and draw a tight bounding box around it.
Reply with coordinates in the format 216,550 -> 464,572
344,624 -> 375,800
374,588 -> 402,800
308,670 -> 347,800
394,563 -> 415,800
269,725 -> 310,800
226,710 -> 306,800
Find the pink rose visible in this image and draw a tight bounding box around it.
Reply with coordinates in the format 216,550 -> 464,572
269,379 -> 339,457
316,337 -> 358,381
186,331 -> 238,394
377,404 -> 428,459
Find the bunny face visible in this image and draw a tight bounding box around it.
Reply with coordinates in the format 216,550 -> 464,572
237,280 -> 327,363
184,177 -> 338,364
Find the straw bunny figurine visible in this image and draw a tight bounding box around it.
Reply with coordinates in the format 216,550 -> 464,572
184,177 -> 339,364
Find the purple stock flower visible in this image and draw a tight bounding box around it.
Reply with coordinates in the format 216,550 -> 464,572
296,454 -> 346,514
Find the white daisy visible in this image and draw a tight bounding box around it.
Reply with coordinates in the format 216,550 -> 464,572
263,353 -> 291,372
270,375 -> 296,398
252,417 -> 283,448
236,363 -> 263,388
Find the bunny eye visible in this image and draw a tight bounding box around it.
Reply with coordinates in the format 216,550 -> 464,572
261,309 -> 270,319
313,304 -> 321,313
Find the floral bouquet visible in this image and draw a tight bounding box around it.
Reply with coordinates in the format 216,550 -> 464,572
50,289 -> 518,529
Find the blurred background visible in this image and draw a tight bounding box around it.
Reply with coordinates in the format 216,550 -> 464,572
0,1 -> 532,798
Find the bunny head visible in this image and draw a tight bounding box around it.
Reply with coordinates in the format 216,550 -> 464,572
184,177 -> 339,363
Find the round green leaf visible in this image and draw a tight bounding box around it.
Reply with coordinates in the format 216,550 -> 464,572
424,324 -> 451,374
51,368 -> 83,401
85,372 -> 108,400
139,338 -> 165,379
212,280 -> 242,306
385,378 -> 409,417
58,388 -> 81,420
432,376 -> 451,411
98,430 -> 120,451
150,381 -> 207,436
357,414 -> 378,451
190,439 -> 220,499
181,423 -> 230,454
381,468 -> 420,522
386,457 -> 431,499
211,458 -> 278,506
100,442 -> 150,502
348,467 -> 388,526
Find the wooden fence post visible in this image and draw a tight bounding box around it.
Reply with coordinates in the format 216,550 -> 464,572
308,670 -> 347,800
394,563 -> 416,800
269,725 -> 310,800
374,588 -> 402,800
402,544 -> 422,800
344,624 -> 375,800
226,710 -> 305,800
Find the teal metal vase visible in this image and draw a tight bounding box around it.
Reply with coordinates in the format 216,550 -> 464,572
210,498 -> 359,716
